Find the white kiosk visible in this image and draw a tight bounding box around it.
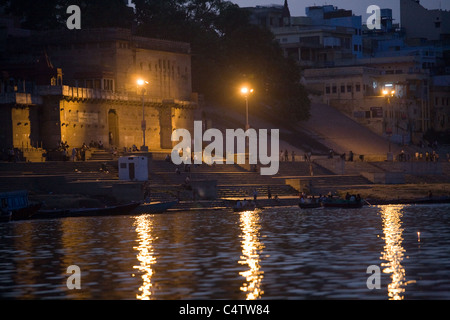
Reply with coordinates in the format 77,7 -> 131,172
118,156 -> 148,181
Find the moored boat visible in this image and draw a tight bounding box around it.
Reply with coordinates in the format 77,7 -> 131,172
299,202 -> 322,209
0,190 -> 42,221
233,205 -> 256,212
33,202 -> 140,219
322,198 -> 364,208
130,200 -> 178,214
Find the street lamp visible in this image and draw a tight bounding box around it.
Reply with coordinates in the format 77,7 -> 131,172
137,79 -> 149,151
240,86 -> 254,130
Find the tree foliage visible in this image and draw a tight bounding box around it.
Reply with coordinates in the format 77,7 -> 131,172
1,0 -> 310,121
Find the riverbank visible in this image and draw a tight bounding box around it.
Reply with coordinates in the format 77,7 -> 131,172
336,183 -> 450,205
29,184 -> 450,213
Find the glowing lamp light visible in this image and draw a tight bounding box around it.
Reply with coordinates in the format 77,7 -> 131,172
137,79 -> 149,86
241,86 -> 254,95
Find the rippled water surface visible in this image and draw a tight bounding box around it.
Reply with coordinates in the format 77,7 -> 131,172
1,204 -> 450,299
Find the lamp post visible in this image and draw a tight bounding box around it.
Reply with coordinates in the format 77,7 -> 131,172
240,86 -> 254,130
382,88 -> 395,159
137,79 -> 149,151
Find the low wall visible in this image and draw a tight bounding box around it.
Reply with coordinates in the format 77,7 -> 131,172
285,178 -> 313,194
314,158 -> 345,175
0,175 -> 68,193
112,182 -> 143,202
361,172 -> 405,184
191,180 -> 217,200
373,161 -> 443,175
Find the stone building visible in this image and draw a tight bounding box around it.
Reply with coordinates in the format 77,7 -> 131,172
0,27 -> 197,159
304,59 -> 431,145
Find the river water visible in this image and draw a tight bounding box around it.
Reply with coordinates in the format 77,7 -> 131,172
1,204 -> 450,300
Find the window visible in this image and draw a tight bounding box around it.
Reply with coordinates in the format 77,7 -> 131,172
332,85 -> 337,94
355,83 -> 361,92
94,79 -> 101,89
103,79 -> 113,91
341,85 -> 345,93
347,85 -> 352,93
325,86 -> 330,94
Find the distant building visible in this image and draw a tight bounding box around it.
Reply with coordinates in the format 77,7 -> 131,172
304,55 -> 433,144
0,21 -> 197,159
400,0 -> 450,43
430,75 -> 450,132
305,5 -> 362,59
247,0 -> 291,28
246,2 -> 362,67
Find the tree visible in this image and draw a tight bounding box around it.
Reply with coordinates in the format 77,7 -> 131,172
0,0 -> 134,29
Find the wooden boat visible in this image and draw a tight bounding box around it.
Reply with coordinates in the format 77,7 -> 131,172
321,198 -> 364,208
299,202 -> 322,209
0,190 -> 43,221
130,200 -> 178,214
233,206 -> 256,212
33,202 -> 140,219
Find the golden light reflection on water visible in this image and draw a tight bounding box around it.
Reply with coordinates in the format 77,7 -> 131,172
380,205 -> 415,300
133,215 -> 157,300
239,210 -> 265,300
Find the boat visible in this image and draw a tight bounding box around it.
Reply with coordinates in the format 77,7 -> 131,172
32,202 -> 140,219
130,200 -> 178,214
233,205 -> 256,212
0,190 -> 43,221
321,198 -> 364,208
298,202 -> 322,209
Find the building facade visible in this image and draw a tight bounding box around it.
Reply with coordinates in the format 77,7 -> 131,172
247,2 -> 362,67
400,0 -> 450,42
304,60 -> 432,145
0,26 -> 197,158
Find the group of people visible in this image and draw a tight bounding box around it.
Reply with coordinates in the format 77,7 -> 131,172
89,140 -> 104,149
235,198 -> 257,210
68,142 -> 89,162
412,150 -> 441,162
58,139 -> 108,161
345,192 -> 362,202
298,192 -> 327,204
280,149 -> 296,162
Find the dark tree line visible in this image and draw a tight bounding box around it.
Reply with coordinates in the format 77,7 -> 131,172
1,0 -> 310,121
